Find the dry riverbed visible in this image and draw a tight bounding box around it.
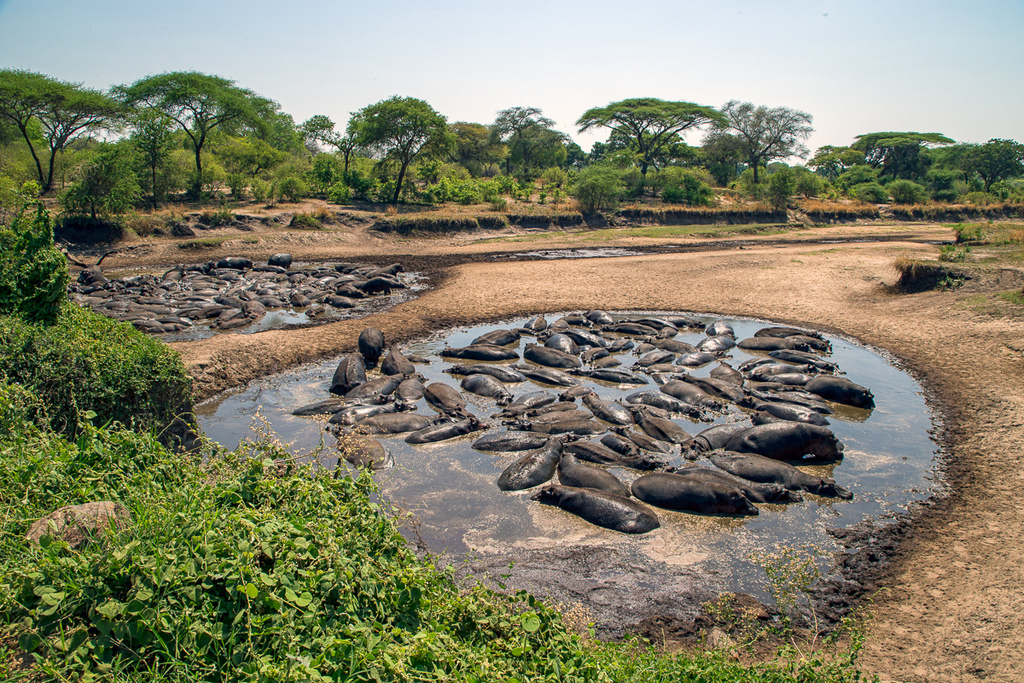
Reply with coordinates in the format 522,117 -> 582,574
96,219 -> 1024,683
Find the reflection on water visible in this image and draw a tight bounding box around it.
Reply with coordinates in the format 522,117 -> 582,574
197,312 -> 939,598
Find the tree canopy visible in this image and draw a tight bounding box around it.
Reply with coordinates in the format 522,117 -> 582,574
576,98 -> 724,189
715,101 -> 814,183
963,138 -> 1024,191
0,69 -> 121,194
852,132 -> 953,181
116,72 -> 277,196
490,107 -> 567,177
352,96 -> 453,203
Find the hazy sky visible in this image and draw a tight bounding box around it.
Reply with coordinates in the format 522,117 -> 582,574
1,0 -> 1021,157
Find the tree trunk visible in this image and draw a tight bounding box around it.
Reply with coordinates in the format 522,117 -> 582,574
191,146 -> 204,197
151,162 -> 159,209
44,148 -> 58,195
393,159 -> 409,204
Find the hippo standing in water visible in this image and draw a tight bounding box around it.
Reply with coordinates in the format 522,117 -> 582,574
532,485 -> 661,534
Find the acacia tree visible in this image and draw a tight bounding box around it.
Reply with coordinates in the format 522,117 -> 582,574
576,98 -> 723,192
807,145 -> 864,181
128,108 -> 175,208
852,131 -> 953,181
351,96 -> 453,203
715,101 -> 814,184
0,70 -> 121,194
116,72 -> 276,196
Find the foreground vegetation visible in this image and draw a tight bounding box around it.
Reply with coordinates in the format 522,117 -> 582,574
0,206 -> 878,680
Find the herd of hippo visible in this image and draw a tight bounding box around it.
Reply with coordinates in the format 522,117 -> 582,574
292,312 -> 874,536
70,254 -> 412,336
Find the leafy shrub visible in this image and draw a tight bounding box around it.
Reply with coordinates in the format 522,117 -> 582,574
61,145 -> 142,219
837,165 -> 879,190
661,170 -> 716,207
572,165 -> 624,213
962,191 -> 997,205
489,197 -> 508,211
494,175 -> 520,197
201,207 -> 235,227
226,173 -> 247,200
289,212 -> 322,230
854,182 -> 889,203
250,178 -> 270,203
277,176 -> 309,203
989,179 -> 1024,202
308,154 -> 341,194
793,168 -> 824,198
735,168 -> 767,200
0,305 -> 193,438
939,244 -> 971,262
343,169 -> 374,200
327,182 -> 351,204
766,168 -> 796,211
540,167 -> 569,188
0,205 -> 68,324
888,179 -> 929,204
952,222 -> 985,243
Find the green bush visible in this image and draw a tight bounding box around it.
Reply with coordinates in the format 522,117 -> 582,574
0,204 -> 69,324
794,168 -> 824,198
766,168 -> 796,211
661,171 -> 716,207
854,182 -> 889,203
888,179 -> 929,204
289,212 -> 322,230
226,173 -> 247,200
250,178 -> 270,203
572,165 -> 624,213
277,176 -> 309,203
0,305 -> 193,438
326,182 -> 351,204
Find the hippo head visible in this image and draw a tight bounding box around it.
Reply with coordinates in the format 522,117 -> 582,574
530,485 -> 561,504
819,478 -> 854,500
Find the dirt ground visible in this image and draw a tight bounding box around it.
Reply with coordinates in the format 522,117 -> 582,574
98,218 -> 1024,683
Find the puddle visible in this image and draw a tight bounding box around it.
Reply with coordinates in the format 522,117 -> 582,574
503,248 -> 647,259
196,313 -> 938,625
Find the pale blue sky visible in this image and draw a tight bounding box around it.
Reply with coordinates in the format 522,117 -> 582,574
1,0 -> 1021,156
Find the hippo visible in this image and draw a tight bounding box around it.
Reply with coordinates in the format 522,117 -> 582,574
689,423 -> 750,454
423,382 -> 471,418
396,377 -> 426,402
675,352 -> 719,368
516,418 -> 606,436
737,337 -> 798,352
543,333 -> 580,356
380,346 -> 416,376
709,363 -> 744,386
358,327 -> 385,366
267,253 -> 293,268
629,407 -> 693,446
327,401 -> 406,426
631,472 -> 759,516
768,349 -> 840,373
472,431 -> 558,452
460,374 -> 514,405
611,426 -> 673,454
624,391 -> 705,420
805,376 -> 875,409
586,309 -> 614,325
532,485 -> 660,534
511,364 -> 581,387
330,353 -> 366,395
710,450 -> 852,499
581,392 -> 634,426
291,398 -> 348,416
745,399 -> 830,426
697,335 -> 737,354
335,433 -> 393,470
570,368 -> 647,385
666,464 -> 803,504
557,454 -> 630,497
724,423 -> 844,463
440,345 -> 520,362
565,439 -> 663,471
496,438 -> 562,491
563,329 -> 608,349
344,375 -> 403,402
405,416 -> 488,445
471,328 -> 520,347
705,320 -> 735,337
659,380 -> 721,409
497,390 -> 558,417
524,343 -> 581,370
353,412 -> 434,435
672,374 -> 745,403
445,364 -> 527,384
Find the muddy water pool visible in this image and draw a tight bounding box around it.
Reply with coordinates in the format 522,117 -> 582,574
196,313 -> 938,604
